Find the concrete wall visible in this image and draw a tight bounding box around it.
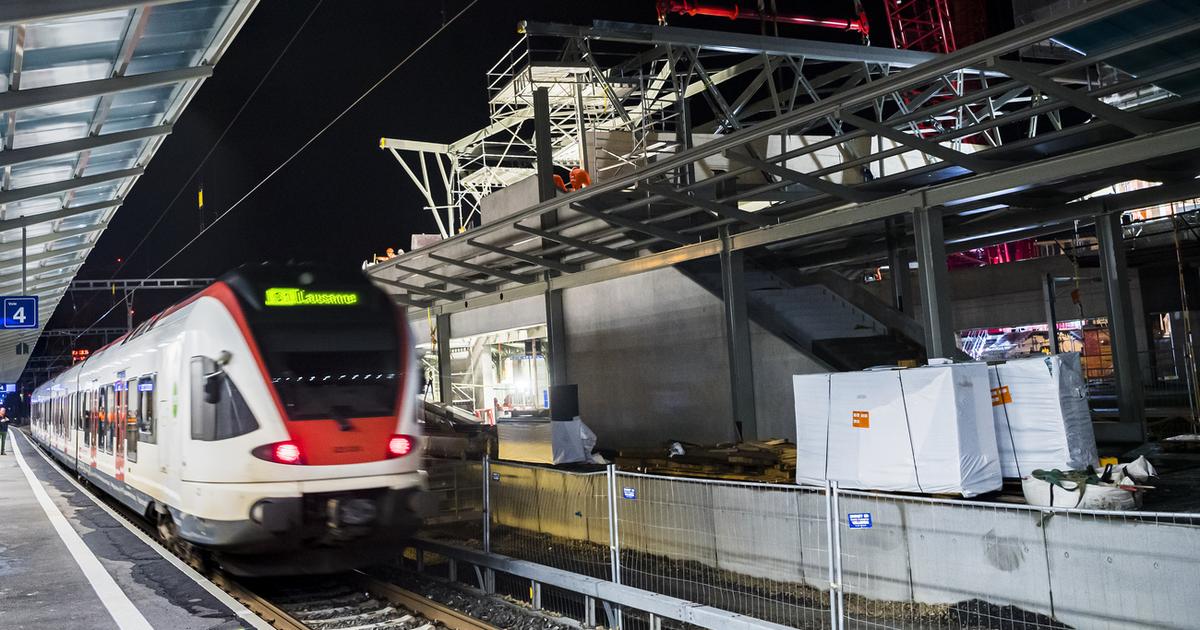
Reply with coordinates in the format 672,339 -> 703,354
562,266 -> 736,447
420,266 -> 825,448
482,463 -> 1200,630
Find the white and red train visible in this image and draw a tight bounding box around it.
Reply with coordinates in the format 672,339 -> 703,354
30,263 -> 428,575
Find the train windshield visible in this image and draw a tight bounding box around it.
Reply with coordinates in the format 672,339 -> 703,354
224,264 -> 404,421
257,324 -> 400,420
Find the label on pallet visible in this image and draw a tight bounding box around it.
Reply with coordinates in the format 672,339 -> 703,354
848,512 -> 872,529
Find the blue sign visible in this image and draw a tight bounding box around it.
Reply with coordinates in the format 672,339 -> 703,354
1,296 -> 37,329
491,472 -> 500,481
0,383 -> 15,394
848,512 -> 872,529
137,382 -> 154,392
622,487 -> 637,500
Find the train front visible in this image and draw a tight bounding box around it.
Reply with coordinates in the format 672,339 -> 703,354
175,263 -> 430,576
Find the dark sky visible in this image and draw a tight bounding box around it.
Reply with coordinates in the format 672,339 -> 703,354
42,0 -> 887,343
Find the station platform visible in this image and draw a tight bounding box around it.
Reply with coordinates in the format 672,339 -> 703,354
0,429 -> 267,630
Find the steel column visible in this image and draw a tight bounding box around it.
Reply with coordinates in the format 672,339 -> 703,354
913,206 -> 955,359
1043,274 -> 1060,355
535,86 -> 569,388
1095,212 -> 1146,439
436,313 -> 453,406
719,226 -> 756,440
885,216 -> 912,314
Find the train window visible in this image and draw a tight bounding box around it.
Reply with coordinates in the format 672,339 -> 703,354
257,325 -> 400,421
126,379 -> 138,463
190,357 -> 259,441
98,385 -> 109,453
138,376 -> 156,445
106,384 -> 115,453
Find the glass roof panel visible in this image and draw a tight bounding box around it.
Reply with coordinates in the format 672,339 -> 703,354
58,209 -> 109,231
0,0 -> 257,382
128,0 -> 236,74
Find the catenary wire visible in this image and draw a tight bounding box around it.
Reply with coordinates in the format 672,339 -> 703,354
55,0 -> 326,352
52,0 -> 477,368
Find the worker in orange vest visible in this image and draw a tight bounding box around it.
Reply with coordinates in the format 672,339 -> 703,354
552,167 -> 592,193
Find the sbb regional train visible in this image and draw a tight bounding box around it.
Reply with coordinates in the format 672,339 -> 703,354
30,263 -> 429,575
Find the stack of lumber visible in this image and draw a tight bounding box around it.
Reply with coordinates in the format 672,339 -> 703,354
615,439 -> 797,482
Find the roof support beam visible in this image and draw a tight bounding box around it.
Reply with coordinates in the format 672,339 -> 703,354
394,264 -> 494,294
0,125 -> 170,169
390,292 -> 432,309
0,259 -> 85,285
467,239 -> 582,274
0,1 -> 188,24
0,66 -> 212,114
0,199 -> 121,232
993,59 -> 1162,136
0,222 -> 104,253
0,167 -> 142,206
374,277 -> 462,301
512,224 -> 635,261
569,201 -> 693,246
645,183 -> 774,227
725,150 -> 876,203
428,253 -> 537,285
839,111 -> 995,173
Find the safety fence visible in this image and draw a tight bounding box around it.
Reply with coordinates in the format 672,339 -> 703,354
417,458 -> 1200,629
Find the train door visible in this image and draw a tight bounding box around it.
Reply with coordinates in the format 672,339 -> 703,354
114,377 -> 126,482
88,383 -> 98,468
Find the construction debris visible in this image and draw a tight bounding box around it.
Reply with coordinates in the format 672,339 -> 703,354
615,439 -> 797,482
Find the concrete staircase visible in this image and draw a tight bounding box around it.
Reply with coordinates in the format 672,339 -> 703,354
680,260 -> 926,371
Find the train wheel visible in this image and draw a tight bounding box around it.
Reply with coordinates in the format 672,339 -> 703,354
156,511 -> 211,575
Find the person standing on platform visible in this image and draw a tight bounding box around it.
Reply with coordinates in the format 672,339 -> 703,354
0,406 -> 9,455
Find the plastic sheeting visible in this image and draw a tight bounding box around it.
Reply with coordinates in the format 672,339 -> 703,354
794,363 -> 1002,497
990,353 -> 1098,478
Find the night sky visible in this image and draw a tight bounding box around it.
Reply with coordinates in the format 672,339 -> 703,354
40,0 -> 891,350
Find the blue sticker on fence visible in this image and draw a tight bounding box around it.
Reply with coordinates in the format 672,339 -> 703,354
491,472 -> 500,481
622,487 -> 637,500
848,512 -> 872,529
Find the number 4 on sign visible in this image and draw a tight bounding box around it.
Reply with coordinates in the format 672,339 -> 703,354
2,296 -> 38,329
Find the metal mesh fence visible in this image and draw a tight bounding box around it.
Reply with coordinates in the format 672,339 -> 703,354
421,458 -> 485,546
834,489 -> 1200,630
416,458 -> 1200,630
487,460 -> 613,581
614,471 -> 833,628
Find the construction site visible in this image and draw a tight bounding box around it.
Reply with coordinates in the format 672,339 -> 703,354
369,1 -> 1200,628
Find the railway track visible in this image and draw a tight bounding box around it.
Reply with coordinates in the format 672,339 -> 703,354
24,432 -> 497,630
220,572 -> 499,630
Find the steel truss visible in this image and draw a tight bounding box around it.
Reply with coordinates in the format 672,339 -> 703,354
381,20 -> 935,237
371,0 -> 1200,318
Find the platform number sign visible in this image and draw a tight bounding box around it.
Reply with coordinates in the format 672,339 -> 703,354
848,512 -> 872,529
1,296 -> 37,329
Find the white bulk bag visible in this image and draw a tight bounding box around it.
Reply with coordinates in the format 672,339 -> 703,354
989,353 -> 1098,478
794,363 -> 1002,497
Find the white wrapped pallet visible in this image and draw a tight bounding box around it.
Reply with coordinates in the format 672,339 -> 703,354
794,363 -> 1002,497
989,353 -> 1097,478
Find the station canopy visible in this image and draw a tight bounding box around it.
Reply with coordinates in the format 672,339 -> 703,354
0,0 -> 257,384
